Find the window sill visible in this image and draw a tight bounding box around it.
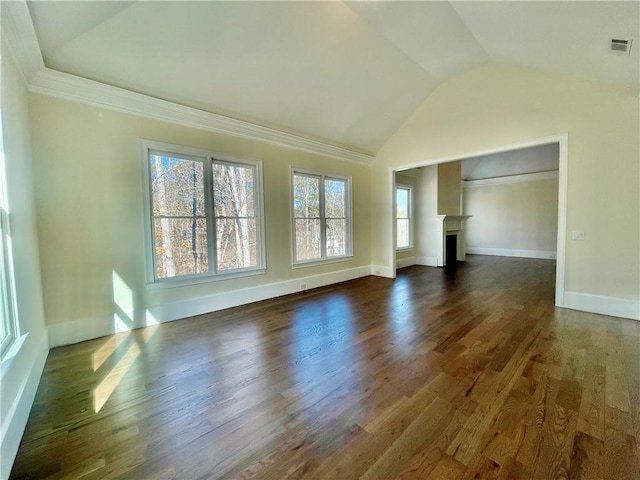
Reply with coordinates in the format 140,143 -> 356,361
0,333 -> 28,380
396,247 -> 414,253
292,256 -> 353,269
145,268 -> 266,290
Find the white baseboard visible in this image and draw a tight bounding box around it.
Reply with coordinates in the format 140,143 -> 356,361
396,256 -> 416,269
563,291 -> 640,321
371,265 -> 395,278
467,247 -> 556,260
48,315 -> 114,348
1,332 -> 49,480
416,256 -> 438,267
49,265 -> 375,348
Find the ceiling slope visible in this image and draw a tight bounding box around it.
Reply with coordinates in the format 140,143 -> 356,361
452,1 -> 640,88
22,1 -> 640,158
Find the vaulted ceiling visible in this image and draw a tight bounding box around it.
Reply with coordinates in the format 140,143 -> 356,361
23,1 -> 640,155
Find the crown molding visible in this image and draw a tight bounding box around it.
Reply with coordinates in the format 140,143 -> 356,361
1,0 -> 45,83
28,68 -> 374,165
462,170 -> 559,188
4,0 -> 373,164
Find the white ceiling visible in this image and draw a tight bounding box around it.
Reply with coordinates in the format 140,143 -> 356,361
461,143 -> 559,181
399,143 -> 560,181
26,1 -> 640,155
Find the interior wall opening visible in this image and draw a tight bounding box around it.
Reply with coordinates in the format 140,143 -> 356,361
391,134 -> 567,306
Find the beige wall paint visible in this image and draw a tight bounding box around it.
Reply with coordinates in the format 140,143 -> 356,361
28,95 -> 371,329
463,177 -> 559,252
437,161 -> 461,215
1,41 -> 48,476
373,63 -> 639,301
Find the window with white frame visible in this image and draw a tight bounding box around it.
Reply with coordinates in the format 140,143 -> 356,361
0,153 -> 16,357
292,169 -> 352,264
142,140 -> 265,284
396,185 -> 412,249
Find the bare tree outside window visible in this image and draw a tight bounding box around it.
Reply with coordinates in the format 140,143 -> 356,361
293,171 -> 350,263
151,155 -> 207,279
146,144 -> 264,282
213,163 -> 258,271
325,179 -> 347,257
293,174 -> 321,261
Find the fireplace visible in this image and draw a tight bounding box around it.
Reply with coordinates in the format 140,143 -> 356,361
436,215 -> 471,268
445,234 -> 458,273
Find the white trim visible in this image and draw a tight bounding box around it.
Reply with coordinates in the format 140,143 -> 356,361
371,265 -> 395,278
462,170 -> 559,188
555,135 -> 568,307
416,256 -> 439,267
396,256 -> 416,269
29,69 -> 374,165
564,292 -> 640,321
390,133 -> 568,308
48,316 -> 113,349
466,248 -> 557,260
48,265 -> 373,347
291,256 -> 354,270
1,332 -> 49,480
390,171 -> 398,277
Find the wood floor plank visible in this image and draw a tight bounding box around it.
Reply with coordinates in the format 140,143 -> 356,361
8,256 -> 640,479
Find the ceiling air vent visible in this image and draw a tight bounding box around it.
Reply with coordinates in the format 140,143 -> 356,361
609,38 -> 632,56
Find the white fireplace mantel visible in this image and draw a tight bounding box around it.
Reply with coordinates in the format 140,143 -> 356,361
435,215 -> 472,267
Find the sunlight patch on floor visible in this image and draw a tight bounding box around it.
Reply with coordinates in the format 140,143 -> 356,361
93,341 -> 140,413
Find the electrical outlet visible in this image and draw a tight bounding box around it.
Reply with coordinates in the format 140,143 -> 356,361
300,284 -> 306,290
572,231 -> 586,241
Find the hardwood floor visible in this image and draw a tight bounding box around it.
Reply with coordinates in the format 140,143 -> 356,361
10,256 -> 640,479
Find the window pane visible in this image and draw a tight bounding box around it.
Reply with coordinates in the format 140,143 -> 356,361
216,218 -> 258,271
396,188 -> 409,219
325,179 -> 346,218
326,218 -> 347,257
213,163 -> 255,217
293,175 -> 320,218
295,219 -> 321,261
397,219 -> 410,248
154,218 -> 208,278
151,155 -> 204,217
0,225 -> 11,351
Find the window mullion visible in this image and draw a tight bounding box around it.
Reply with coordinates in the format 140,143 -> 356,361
319,175 -> 327,260
205,158 -> 216,275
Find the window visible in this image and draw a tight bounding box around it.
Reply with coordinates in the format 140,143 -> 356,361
0,154 -> 16,356
142,140 -> 265,284
396,185 -> 412,249
292,169 -> 352,265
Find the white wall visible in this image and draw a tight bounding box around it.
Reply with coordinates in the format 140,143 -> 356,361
463,174 -> 559,259
0,36 -> 49,480
373,63 -> 639,319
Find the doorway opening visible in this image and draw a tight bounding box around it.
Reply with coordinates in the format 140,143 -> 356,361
391,134 -> 568,307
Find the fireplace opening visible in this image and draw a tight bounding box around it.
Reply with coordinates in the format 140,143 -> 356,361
445,234 -> 458,274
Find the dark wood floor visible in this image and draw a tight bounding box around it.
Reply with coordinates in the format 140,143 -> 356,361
10,256 -> 640,479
